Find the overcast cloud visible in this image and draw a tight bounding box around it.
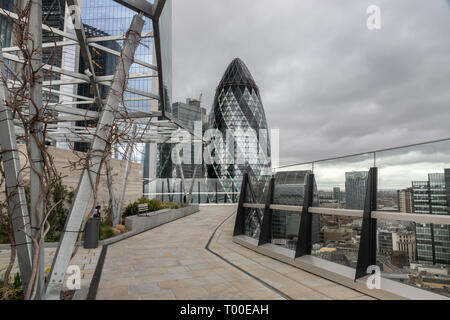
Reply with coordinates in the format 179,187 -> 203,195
172,0 -> 450,169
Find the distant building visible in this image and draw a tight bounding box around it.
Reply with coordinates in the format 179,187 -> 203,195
398,188 -> 413,213
333,187 -> 343,203
412,173 -> 450,266
171,98 -> 207,179
345,171 -> 368,210
172,98 -> 207,129
392,229 -> 416,263
377,230 -> 393,255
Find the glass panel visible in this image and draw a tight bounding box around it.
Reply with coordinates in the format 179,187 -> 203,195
314,154 -> 374,209
248,175 -> 271,204
272,210 -> 301,250
270,164 -> 311,249
273,164 -> 312,206
310,154 -> 374,266
375,140 -> 450,297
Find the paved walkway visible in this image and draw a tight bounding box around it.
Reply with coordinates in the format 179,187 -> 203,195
96,205 -> 373,300
0,245 -> 101,298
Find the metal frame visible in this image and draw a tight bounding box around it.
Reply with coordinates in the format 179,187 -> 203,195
116,126 -> 138,225
105,156 -> 118,226
237,166 -> 450,287
355,167 -> 378,281
258,177 -> 274,246
0,46 -> 33,291
233,172 -> 249,236
295,173 -> 315,258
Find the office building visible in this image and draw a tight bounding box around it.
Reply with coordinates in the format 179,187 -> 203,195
393,230 -> 416,263
398,188 -> 414,213
333,187 -> 343,203
378,230 -> 394,255
207,58 -> 271,196
345,171 -> 368,210
171,98 -> 207,179
412,173 -> 450,265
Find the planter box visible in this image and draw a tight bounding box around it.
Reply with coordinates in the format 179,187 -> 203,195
126,205 -> 199,232
99,205 -> 199,246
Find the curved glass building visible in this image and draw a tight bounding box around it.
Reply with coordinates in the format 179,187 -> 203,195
208,58 -> 271,203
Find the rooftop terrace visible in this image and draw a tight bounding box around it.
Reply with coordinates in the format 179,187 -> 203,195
94,205 -> 372,300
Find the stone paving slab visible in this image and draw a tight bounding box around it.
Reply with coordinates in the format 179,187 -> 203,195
96,205 -> 373,300
0,245 -> 101,299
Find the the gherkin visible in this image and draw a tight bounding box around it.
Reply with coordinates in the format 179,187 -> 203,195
208,58 -> 271,211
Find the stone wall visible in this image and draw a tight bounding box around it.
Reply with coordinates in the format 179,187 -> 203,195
1,144 -> 144,213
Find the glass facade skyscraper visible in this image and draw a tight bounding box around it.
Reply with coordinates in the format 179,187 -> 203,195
171,98 -> 207,179
0,0 -> 13,48
345,171 -> 368,210
78,0 -> 155,163
412,173 -> 450,265
208,58 -> 271,194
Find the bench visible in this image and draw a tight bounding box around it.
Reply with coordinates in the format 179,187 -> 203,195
137,203 -> 149,216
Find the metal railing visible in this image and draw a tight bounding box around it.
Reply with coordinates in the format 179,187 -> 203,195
233,138 -> 450,297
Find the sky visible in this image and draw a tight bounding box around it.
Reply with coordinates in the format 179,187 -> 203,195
172,0 -> 450,179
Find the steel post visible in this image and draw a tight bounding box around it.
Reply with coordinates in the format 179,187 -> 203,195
258,177 -> 275,246
355,167 -> 378,280
233,173 -> 249,236
116,126 -> 137,223
295,173 -> 315,258
105,156 -> 118,226
28,0 -> 45,299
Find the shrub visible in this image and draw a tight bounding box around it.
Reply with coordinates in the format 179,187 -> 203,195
123,198 -> 163,217
161,202 -> 188,210
122,198 -> 188,218
0,272 -> 24,300
99,225 -> 115,241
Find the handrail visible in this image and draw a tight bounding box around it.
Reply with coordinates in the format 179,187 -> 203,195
243,203 -> 450,225
274,137 -> 450,170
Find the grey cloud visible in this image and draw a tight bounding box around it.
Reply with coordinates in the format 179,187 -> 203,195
172,0 -> 450,169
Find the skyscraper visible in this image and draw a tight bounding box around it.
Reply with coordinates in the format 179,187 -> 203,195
0,1 -> 14,48
398,188 -> 413,213
333,187 -> 343,203
74,24 -> 120,152
345,171 -> 368,210
412,173 -> 450,266
208,58 -> 271,195
171,98 -> 207,179
1,0 -> 66,125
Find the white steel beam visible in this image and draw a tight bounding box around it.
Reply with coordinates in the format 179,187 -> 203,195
112,0 -> 155,19
0,46 -> 33,293
105,156 -> 118,226
115,126 -> 137,226
28,0 -> 45,299
46,13 -> 145,300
